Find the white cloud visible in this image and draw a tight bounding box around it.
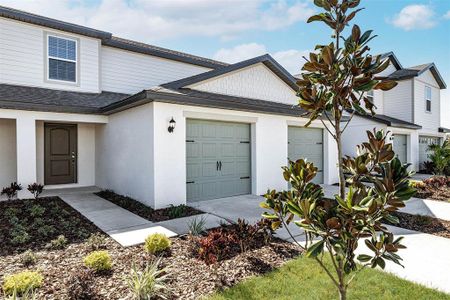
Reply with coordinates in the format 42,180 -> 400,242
444,10 -> 450,19
390,4 -> 437,30
0,0 -> 314,42
213,43 -> 309,74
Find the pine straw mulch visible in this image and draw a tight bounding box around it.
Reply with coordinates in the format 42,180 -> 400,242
95,190 -> 204,222
0,197 -> 301,299
391,211 -> 450,239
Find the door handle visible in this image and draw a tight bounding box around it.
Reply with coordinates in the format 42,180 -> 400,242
219,161 -> 222,171
216,161 -> 219,171
71,151 -> 76,159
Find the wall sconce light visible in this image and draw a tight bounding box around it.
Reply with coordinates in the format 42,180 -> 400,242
168,117 -> 176,133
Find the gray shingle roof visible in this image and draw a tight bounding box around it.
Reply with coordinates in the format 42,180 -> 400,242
0,84 -> 129,114
387,63 -> 446,89
0,5 -> 226,69
162,54 -> 299,92
101,86 -> 306,116
355,113 -> 422,130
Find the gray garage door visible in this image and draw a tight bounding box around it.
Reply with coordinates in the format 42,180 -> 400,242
288,127 -> 323,184
419,136 -> 440,170
392,134 -> 407,164
186,119 -> 251,202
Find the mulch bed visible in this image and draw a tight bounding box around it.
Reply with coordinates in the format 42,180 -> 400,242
95,190 -> 204,222
390,211 -> 450,239
0,197 -> 301,299
414,186 -> 450,202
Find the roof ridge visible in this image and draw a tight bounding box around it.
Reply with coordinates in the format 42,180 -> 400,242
0,5 -> 226,69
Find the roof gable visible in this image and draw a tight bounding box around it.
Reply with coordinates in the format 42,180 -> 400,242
161,54 -> 299,104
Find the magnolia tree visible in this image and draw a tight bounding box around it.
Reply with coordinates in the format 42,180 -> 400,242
261,1 -> 416,299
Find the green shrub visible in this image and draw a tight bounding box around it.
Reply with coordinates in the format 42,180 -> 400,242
29,204 -> 45,217
188,216 -> 206,236
167,204 -> 188,219
10,227 -> 30,245
87,233 -> 107,250
144,233 -> 171,254
36,225 -> 56,237
2,271 -> 43,296
125,258 -> 169,300
46,235 -> 68,250
84,250 -> 112,272
20,250 -> 37,267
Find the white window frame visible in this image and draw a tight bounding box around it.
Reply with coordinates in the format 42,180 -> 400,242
45,33 -> 79,84
367,90 -> 374,102
425,86 -> 431,112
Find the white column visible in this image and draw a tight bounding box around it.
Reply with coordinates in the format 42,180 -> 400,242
16,116 -> 37,198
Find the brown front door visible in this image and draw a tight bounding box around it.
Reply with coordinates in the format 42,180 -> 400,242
44,123 -> 77,185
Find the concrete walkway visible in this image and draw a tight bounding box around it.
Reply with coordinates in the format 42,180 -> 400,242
322,184 -> 450,221
49,187 -> 450,293
193,191 -> 450,294
49,187 -> 176,246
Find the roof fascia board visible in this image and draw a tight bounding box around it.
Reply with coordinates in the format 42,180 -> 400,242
0,6 -> 111,40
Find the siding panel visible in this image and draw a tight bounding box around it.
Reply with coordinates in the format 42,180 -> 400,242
189,63 -> 298,104
101,47 -> 210,94
0,17 -> 100,93
383,80 -> 413,122
414,70 -> 441,133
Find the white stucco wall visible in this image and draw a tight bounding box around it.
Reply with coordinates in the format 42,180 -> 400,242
36,121 -> 96,188
188,63 -> 298,105
149,102 -> 339,209
342,116 -> 387,157
95,103 -> 155,206
0,119 -> 17,189
389,127 -> 419,171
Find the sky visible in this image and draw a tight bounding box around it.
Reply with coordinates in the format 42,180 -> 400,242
1,0 -> 449,126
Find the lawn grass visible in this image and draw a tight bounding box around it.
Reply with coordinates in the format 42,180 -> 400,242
209,256 -> 450,300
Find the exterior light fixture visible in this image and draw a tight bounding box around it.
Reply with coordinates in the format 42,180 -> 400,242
168,117 -> 176,133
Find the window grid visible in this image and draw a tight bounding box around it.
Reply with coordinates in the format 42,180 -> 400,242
425,86 -> 431,112
47,35 -> 77,83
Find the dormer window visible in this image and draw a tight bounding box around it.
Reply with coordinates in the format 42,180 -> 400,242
46,34 -> 78,83
425,86 -> 431,112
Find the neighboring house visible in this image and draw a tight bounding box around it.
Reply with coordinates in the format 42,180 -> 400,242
0,6 -> 339,207
342,52 -> 448,171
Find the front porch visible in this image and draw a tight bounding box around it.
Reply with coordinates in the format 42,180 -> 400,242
0,109 -> 107,199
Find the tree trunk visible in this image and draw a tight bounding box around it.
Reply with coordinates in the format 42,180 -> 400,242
335,118 -> 346,200
339,286 -> 347,300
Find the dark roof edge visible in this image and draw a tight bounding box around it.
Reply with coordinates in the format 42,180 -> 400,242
0,5 -> 226,69
102,39 -> 225,69
0,100 -> 99,114
0,5 -> 111,40
417,63 -> 447,89
100,89 -> 305,116
380,52 -> 403,70
439,127 -> 450,133
354,113 -> 422,130
162,54 -> 299,92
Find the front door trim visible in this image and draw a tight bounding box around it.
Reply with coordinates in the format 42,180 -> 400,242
44,123 -> 78,185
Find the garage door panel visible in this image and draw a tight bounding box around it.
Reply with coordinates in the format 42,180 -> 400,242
186,143 -> 201,159
288,127 -> 324,184
393,134 -> 407,164
202,161 -> 219,178
220,143 -> 235,157
419,136 -> 440,170
186,119 -> 251,202
236,144 -> 250,158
